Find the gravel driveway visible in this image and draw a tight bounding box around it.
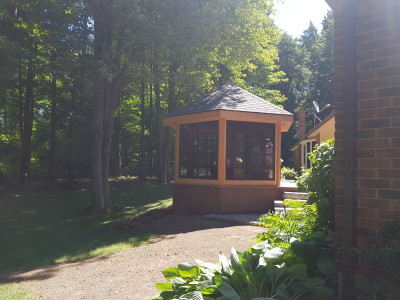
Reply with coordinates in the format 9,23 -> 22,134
2,214 -> 264,300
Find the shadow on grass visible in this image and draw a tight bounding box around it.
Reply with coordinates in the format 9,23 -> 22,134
0,181 -> 172,280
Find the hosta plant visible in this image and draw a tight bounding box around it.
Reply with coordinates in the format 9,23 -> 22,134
153,242 -> 334,300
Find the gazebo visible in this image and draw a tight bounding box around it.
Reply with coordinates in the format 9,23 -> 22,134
163,84 -> 295,214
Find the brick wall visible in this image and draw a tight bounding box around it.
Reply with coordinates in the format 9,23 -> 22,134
332,0 -> 400,296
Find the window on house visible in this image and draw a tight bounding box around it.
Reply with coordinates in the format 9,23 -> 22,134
301,140 -> 317,168
226,121 -> 275,180
179,121 -> 218,179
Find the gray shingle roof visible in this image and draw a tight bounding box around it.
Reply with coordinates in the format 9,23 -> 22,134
166,84 -> 293,118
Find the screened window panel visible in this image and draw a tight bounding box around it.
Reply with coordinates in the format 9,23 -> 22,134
226,121 -> 275,181
179,121 -> 218,179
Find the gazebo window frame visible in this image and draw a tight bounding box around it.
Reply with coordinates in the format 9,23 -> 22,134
226,121 -> 276,181
178,120 -> 219,179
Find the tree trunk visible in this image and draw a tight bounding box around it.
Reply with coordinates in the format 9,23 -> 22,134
18,58 -> 24,138
67,116 -> 73,185
148,83 -> 154,176
153,64 -> 162,183
18,55 -> 35,184
159,63 -> 179,184
90,0 -> 123,213
139,80 -> 146,180
160,126 -> 171,184
116,109 -> 122,176
48,74 -> 57,180
91,76 -> 108,212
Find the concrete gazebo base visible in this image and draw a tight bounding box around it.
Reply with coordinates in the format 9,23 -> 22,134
172,183 -> 298,215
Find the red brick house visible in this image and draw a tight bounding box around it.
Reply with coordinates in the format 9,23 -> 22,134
327,0 -> 400,297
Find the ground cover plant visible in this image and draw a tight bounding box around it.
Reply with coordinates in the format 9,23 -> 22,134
154,242 -> 334,300
256,201 -> 336,289
0,179 -> 172,275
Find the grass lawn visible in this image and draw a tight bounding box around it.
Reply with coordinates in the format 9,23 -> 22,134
0,283 -> 38,300
0,180 -> 172,275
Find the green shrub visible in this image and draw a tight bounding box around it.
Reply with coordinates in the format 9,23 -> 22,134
256,201 -> 336,289
353,218 -> 400,299
296,139 -> 335,230
153,243 -> 334,300
256,200 -> 321,248
281,167 -> 297,180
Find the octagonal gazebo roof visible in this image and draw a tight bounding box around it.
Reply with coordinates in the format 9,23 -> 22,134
166,84 -> 293,118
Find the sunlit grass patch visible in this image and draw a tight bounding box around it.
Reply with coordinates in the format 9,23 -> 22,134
0,283 -> 38,300
0,181 -> 172,275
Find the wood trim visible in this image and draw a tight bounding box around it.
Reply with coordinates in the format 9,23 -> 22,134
164,111 -> 221,127
224,180 -> 276,186
175,179 -> 277,186
218,118 -> 226,184
164,110 -> 293,131
174,125 -> 180,183
175,178 -> 220,185
219,111 -> 292,124
276,122 -> 281,185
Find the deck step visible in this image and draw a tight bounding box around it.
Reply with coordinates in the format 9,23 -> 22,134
283,192 -> 309,200
285,199 -> 308,203
274,199 -> 307,209
274,200 -> 285,207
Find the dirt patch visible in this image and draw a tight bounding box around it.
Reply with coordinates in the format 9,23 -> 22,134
3,214 -> 264,300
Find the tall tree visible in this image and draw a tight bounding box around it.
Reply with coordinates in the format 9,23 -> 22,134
273,12 -> 334,167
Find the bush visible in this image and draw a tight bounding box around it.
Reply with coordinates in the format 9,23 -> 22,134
296,139 -> 335,230
281,167 -> 297,180
256,200 -> 322,247
153,242 -> 334,300
256,201 -> 336,290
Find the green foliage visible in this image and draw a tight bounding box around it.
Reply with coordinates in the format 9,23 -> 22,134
256,201 -> 336,290
0,0 -> 287,186
281,166 -> 297,180
256,200 -> 320,247
290,232 -> 336,281
276,12 -> 334,166
154,201 -> 336,299
353,218 -> 400,299
154,244 -> 334,300
296,139 -> 335,229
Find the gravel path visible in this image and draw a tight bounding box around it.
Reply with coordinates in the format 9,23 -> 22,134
2,214 -> 264,300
